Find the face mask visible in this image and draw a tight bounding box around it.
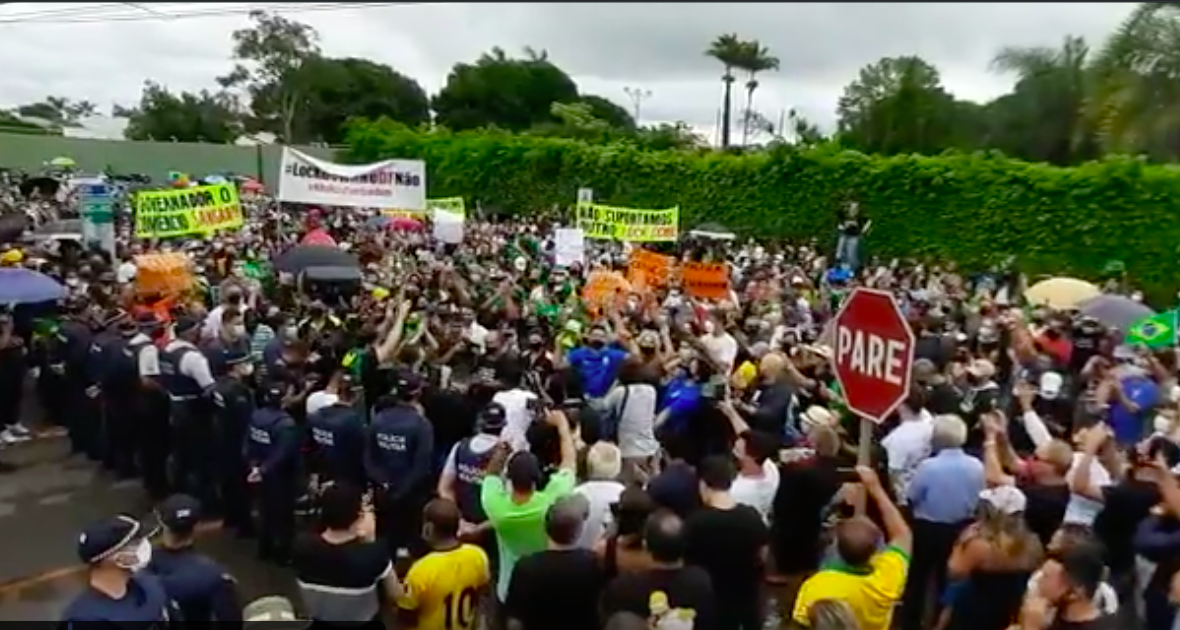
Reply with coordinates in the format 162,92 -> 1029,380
283,326 -> 299,340
703,321 -> 716,334
65,278 -> 79,287
115,539 -> 152,572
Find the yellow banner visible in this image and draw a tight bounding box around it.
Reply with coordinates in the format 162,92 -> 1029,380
135,183 -> 243,238
576,203 -> 679,242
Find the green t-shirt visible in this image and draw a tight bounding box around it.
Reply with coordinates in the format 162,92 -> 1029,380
480,468 -> 576,599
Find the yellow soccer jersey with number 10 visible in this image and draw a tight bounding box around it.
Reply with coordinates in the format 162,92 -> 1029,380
397,544 -> 491,630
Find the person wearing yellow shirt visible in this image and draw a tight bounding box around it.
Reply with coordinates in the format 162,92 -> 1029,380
397,498 -> 491,630
792,466 -> 912,630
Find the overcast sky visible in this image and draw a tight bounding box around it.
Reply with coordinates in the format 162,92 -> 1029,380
0,2 -> 1137,142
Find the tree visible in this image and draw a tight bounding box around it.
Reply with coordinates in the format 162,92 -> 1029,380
836,56 -> 966,155
15,96 -> 96,126
578,94 -> 635,130
1085,3 -> 1180,160
218,9 -> 320,142
706,34 -> 747,148
117,81 -> 242,143
634,122 -> 707,151
432,46 -> 579,132
737,41 -> 780,145
295,57 -> 430,144
988,36 -> 1096,164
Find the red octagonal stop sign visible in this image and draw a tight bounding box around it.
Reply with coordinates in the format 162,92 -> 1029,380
830,288 -> 915,423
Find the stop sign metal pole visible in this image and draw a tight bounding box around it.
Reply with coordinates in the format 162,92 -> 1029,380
829,288 -> 916,515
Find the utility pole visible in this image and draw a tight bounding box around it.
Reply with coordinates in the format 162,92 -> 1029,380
623,87 -> 652,125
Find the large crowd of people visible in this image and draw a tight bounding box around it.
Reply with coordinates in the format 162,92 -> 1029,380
0,171 -> 1165,630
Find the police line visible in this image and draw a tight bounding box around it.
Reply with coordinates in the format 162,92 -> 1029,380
575,203 -> 679,242
135,183 -> 245,238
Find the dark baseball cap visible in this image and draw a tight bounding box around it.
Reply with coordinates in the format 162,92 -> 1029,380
77,515 -> 143,564
157,494 -> 201,533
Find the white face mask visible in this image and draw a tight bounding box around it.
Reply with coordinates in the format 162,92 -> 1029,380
229,324 -> 247,338
115,539 -> 152,572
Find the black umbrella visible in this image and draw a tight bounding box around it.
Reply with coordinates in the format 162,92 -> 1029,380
19,176 -> 60,199
274,245 -> 359,274
303,265 -> 362,283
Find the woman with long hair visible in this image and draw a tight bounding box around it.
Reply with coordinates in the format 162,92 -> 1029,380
939,486 -> 1044,630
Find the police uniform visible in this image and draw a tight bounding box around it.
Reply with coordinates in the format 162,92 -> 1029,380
445,402 -> 506,526
58,313 -> 97,457
307,375 -> 367,489
211,347 -> 256,534
134,312 -> 171,501
246,382 -> 300,564
367,372 -> 434,559
96,311 -> 153,479
59,515 -> 180,625
147,494 -> 242,623
159,316 -> 218,510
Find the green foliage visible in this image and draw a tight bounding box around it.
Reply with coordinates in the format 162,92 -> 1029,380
15,97 -> 96,127
346,120 -> 1180,300
294,57 -> 430,144
432,46 -> 579,132
117,81 -> 242,143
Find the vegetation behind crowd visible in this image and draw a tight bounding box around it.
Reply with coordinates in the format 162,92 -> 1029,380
346,118 -> 1180,304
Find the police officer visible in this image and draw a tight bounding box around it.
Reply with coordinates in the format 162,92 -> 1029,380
308,373 -> 367,490
438,401 -> 505,548
365,371 -> 434,559
159,316 -> 218,509
58,297 -> 98,459
60,514 -> 180,625
133,312 -> 171,501
147,494 -> 242,624
245,381 -> 300,565
95,310 -> 151,479
211,347 -> 256,536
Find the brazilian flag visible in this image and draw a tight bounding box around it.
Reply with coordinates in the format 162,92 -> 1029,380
1127,310 -> 1177,349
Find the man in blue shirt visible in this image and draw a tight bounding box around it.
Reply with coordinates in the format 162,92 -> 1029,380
563,324 -> 627,399
900,414 -> 984,630
60,515 -> 181,625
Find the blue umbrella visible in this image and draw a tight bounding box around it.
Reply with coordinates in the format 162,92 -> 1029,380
1078,294 -> 1155,333
0,268 -> 67,305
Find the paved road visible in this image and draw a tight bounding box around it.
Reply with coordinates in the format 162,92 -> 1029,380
0,436 -> 297,620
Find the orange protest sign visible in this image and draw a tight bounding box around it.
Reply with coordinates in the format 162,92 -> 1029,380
627,249 -> 675,289
135,252 -> 195,297
581,270 -> 631,314
681,262 -> 730,300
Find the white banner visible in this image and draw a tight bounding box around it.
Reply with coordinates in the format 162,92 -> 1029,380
277,147 -> 426,211
554,228 -> 585,267
434,211 -> 464,244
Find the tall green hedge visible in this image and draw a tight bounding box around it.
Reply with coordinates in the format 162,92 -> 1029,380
345,119 -> 1180,302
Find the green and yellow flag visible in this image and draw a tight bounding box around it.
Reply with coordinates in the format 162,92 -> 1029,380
1127,310 -> 1177,349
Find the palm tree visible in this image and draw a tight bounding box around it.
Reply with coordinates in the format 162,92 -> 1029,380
705,33 -> 746,148
738,40 -> 780,146
1085,3 -> 1180,159
990,35 -> 1093,163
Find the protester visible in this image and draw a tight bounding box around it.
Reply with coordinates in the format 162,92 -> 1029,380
24,171 -> 1173,630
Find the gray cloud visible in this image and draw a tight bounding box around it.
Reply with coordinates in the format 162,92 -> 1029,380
0,2 -> 1136,138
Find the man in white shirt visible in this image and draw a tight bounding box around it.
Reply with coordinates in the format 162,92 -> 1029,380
698,315 -> 738,374
202,287 -> 250,341
491,368 -> 538,452
730,428 -> 781,524
881,390 -> 935,503
573,442 -> 626,549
